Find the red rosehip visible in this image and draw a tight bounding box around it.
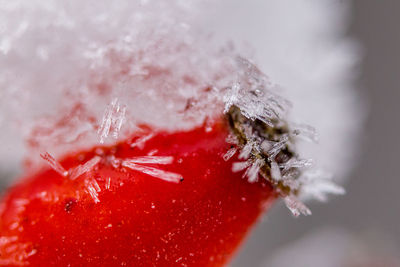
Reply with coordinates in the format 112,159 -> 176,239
0,119 -> 276,266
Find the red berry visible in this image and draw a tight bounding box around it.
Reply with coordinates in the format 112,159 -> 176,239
0,119 -> 276,266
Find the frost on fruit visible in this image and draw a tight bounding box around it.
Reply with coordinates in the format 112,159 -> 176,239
280,159 -> 313,172
122,157 -> 183,184
69,156 -> 102,180
0,0 -> 347,217
86,179 -> 101,203
130,133 -> 155,150
124,156 -> 174,165
98,98 -> 126,144
0,235 -> 37,265
223,147 -> 237,161
40,152 -> 68,177
232,161 -> 252,173
224,57 -> 291,127
243,159 -> 264,183
223,58 -> 342,216
270,162 -> 282,181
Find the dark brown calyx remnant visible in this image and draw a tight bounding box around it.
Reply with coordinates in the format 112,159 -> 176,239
226,105 -> 299,195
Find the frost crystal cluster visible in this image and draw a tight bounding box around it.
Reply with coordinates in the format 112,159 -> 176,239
0,0 -> 344,216
222,57 -> 344,216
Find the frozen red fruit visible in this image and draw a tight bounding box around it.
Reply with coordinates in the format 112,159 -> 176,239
0,118 -> 276,266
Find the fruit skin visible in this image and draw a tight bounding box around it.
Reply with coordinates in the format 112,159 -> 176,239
0,120 -> 276,266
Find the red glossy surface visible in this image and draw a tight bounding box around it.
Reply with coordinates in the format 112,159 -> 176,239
0,120 -> 276,266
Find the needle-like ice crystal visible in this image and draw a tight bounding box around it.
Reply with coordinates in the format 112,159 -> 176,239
122,161 -> 183,184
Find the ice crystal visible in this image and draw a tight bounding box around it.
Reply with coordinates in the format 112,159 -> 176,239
270,161 -> 282,181
224,57 -> 291,127
146,149 -> 158,156
124,156 -> 174,165
299,170 -> 345,202
291,123 -> 319,143
105,177 -> 111,190
243,158 -> 264,183
280,158 -> 314,172
232,161 -> 252,173
122,161 -> 182,184
86,181 -> 100,203
69,156 -> 101,180
122,156 -> 182,183
223,147 -> 237,161
91,179 -> 101,192
0,235 -> 36,265
225,134 -> 239,145
267,134 -> 289,161
40,152 -> 68,177
130,133 -> 155,149
98,98 -> 126,144
238,141 -> 255,160
222,56 -> 344,216
284,195 -> 312,217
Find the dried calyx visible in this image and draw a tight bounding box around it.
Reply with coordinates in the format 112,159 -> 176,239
227,105 -> 297,195
221,57 -> 331,216
226,104 -> 317,217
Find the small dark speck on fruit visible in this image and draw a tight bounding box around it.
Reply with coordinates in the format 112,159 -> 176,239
64,198 -> 77,213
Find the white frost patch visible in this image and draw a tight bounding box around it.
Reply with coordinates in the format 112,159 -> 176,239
69,156 -> 101,180
40,152 -> 68,177
122,161 -> 182,183
98,98 -> 126,144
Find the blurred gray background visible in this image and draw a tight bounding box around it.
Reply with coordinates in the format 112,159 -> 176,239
233,1 -> 400,266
